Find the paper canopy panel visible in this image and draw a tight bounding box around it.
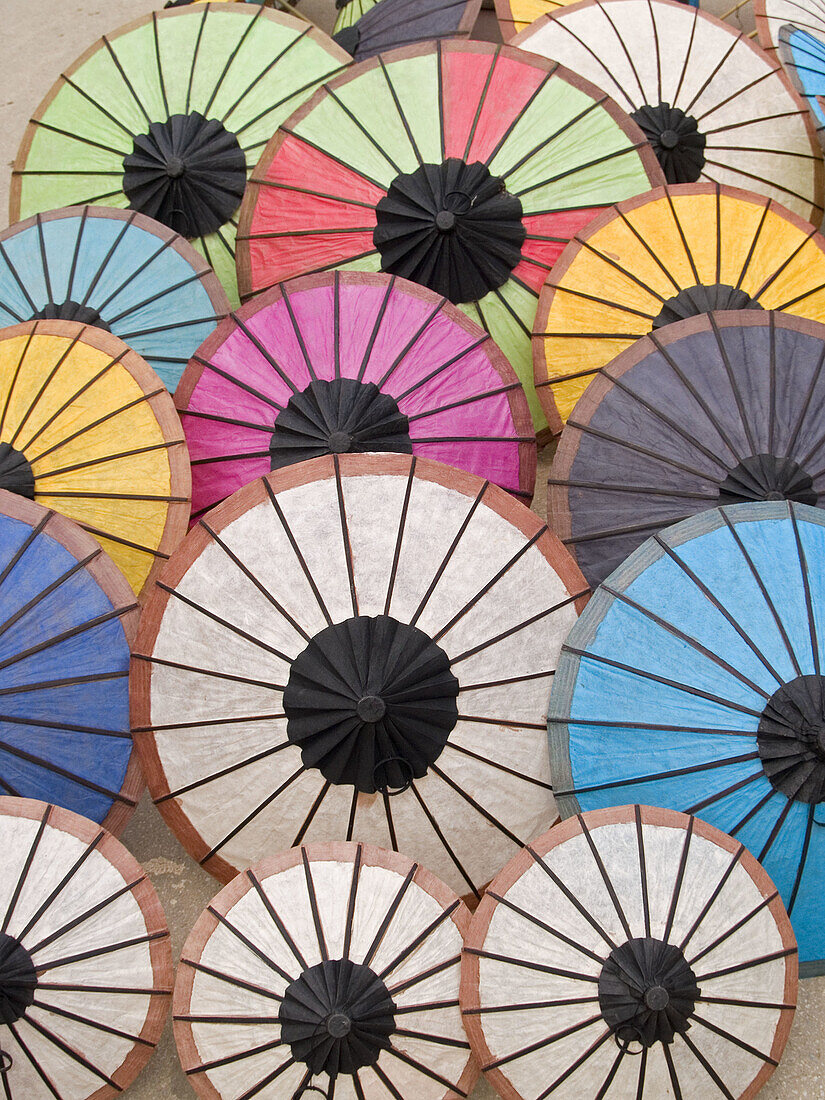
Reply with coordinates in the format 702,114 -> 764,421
237,40 -> 664,432
549,311 -> 825,587
176,271 -> 536,523
534,184 -> 825,432
0,321 -> 190,599
0,494 -> 141,835
174,842 -> 477,1098
549,501 -> 825,974
11,5 -> 349,304
462,806 -> 797,1099
132,453 -> 588,899
0,796 -> 172,1099
0,208 -> 230,393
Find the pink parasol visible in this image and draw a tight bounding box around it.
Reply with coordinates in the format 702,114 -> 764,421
175,271 -> 536,521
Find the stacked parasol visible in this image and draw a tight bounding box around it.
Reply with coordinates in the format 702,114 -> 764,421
1,0 -> 825,1093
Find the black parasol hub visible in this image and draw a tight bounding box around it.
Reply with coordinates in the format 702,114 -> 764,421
31,301 -> 111,331
717,455 -> 817,507
0,933 -> 37,1027
0,443 -> 35,500
652,283 -> 763,329
279,958 -> 396,1077
270,379 -> 412,471
758,674 -> 825,803
332,25 -> 361,53
123,112 -> 247,239
374,158 -> 525,304
598,936 -> 699,1048
631,102 -> 706,184
283,614 -> 459,794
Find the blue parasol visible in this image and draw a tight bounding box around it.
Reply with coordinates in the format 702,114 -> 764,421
0,207 -> 229,392
549,501 -> 825,975
0,493 -> 140,835
777,26 -> 825,149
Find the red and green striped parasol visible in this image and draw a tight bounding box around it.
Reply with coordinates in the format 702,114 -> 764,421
237,41 -> 664,432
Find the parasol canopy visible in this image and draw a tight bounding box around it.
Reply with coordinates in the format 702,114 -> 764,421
534,183 -> 825,433
0,207 -> 229,393
550,310 -> 825,588
11,5 -> 349,306
0,796 -> 172,1099
754,0 -> 825,55
132,453 -> 588,898
462,805 -> 797,1099
175,841 -> 477,1098
236,40 -> 664,433
0,321 -> 190,600
0,494 -> 140,835
775,26 -> 825,151
176,270 -> 536,523
549,501 -> 825,974
332,0 -> 481,60
512,0 -> 823,223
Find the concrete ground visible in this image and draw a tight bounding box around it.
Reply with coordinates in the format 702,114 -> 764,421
0,1 -> 822,1097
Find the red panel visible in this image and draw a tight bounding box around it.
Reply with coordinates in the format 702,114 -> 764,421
441,49 -> 498,160
253,135 -> 386,227
248,231 -> 378,289
511,258 -> 550,293
465,55 -> 546,164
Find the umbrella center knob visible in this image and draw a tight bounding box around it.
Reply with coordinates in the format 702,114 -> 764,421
357,695 -> 386,722
328,430 -> 353,453
659,129 -> 680,150
644,985 -> 670,1011
165,156 -> 186,180
718,454 -> 817,508
326,1012 -> 352,1038
435,210 -> 456,232
280,959 -> 396,1076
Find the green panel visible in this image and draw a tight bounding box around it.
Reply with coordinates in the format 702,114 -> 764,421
156,7 -> 210,115
36,86 -> 134,165
292,85 -> 402,189
466,280 -> 546,431
491,78 -> 652,214
382,53 -> 443,166
334,0 -> 377,32
186,7 -> 260,119
225,31 -> 347,156
85,21 -> 168,126
330,62 -> 427,176
17,171 -> 128,217
335,251 -> 383,273
195,225 -> 240,307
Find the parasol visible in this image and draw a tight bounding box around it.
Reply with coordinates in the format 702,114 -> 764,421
0,494 -> 140,835
0,207 -> 229,393
534,183 -> 825,433
775,26 -> 825,152
462,805 -> 797,1099
132,453 -> 588,898
512,0 -> 823,224
550,310 -> 825,588
549,501 -> 825,974
332,0 -> 481,60
0,321 -> 190,600
0,796 -> 172,1098
236,41 -> 664,433
175,841 -> 477,1098
754,0 -> 825,55
11,5 -> 349,306
176,270 -> 536,523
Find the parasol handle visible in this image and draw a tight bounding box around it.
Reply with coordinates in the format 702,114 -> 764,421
373,756 -> 415,797
0,1050 -> 12,1074
613,1028 -> 646,1056
292,1081 -> 331,1098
